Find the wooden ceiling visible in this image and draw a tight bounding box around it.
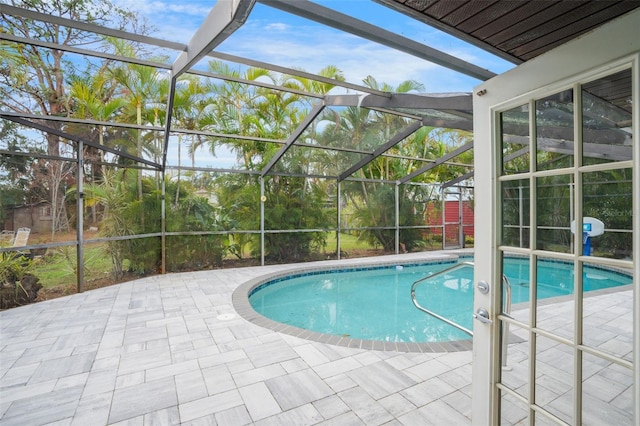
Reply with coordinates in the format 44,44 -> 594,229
375,0 -> 640,64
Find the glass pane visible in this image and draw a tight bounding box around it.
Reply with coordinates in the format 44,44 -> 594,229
501,179 -> 530,248
536,174 -> 573,253
501,104 -> 530,175
582,353 -> 634,425
582,260 -> 634,362
536,90 -> 575,171
582,69 -> 633,166
536,258 -> 574,340
535,335 -> 573,424
500,391 -> 529,425
503,255 -> 531,319
500,323 -> 529,400
582,169 -> 633,259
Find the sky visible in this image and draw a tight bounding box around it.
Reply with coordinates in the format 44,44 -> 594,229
105,0 -> 516,169
111,0 -> 516,93
3,0 -> 516,169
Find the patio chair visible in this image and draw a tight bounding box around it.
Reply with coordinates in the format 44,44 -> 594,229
12,228 -> 31,247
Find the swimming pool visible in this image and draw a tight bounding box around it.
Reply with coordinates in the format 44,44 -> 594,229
243,257 -> 632,346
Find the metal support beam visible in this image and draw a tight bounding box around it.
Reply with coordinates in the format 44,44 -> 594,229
161,176 -> 166,274
395,183 -> 400,254
164,0 -> 255,170
441,171 -> 473,189
337,180 -> 342,260
260,177 -> 265,266
0,3 -> 186,51
172,0 -> 256,78
189,69 -> 322,99
325,93 -> 472,110
0,111 -> 164,133
261,103 -> 325,176
400,141 -> 474,184
162,78 -> 178,171
0,33 -> 171,69
76,141 -> 84,293
1,115 -> 160,169
210,51 -> 390,97
259,0 -> 496,81
339,120 -> 422,181
442,146 -> 530,188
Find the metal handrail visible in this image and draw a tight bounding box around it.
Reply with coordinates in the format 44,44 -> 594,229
411,262 -> 475,336
410,261 -> 514,347
500,274 -> 513,367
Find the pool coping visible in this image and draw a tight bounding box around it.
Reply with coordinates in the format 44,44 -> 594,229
232,252 -> 474,353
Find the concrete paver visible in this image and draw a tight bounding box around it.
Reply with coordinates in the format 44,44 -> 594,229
0,252 -> 633,425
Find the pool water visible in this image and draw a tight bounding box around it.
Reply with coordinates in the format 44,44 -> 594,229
249,258 -> 632,343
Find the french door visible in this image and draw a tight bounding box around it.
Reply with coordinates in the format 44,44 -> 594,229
471,28 -> 638,425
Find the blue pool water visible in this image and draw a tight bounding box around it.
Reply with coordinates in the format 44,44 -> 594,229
249,258 -> 632,343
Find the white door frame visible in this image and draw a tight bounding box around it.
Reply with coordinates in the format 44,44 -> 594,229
472,9 -> 640,424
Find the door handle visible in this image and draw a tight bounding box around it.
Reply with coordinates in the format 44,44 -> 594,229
474,308 -> 493,325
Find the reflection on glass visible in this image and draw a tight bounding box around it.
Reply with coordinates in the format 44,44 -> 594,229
582,260 -> 633,362
535,335 -> 573,424
535,258 -> 574,340
501,104 -> 530,175
502,255 -> 530,319
582,69 -> 632,166
582,169 -> 633,259
500,392 -> 528,425
501,180 -> 530,248
536,90 -> 574,171
536,175 -> 572,253
500,323 -> 529,399
582,352 -> 633,425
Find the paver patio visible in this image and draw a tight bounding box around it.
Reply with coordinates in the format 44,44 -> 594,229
0,252 -> 633,425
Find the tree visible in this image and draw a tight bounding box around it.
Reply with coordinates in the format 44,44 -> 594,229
0,0 -> 146,236
108,41 -> 168,202
170,75 -> 207,205
204,63 -> 342,261
69,74 -> 127,223
321,76 -> 473,252
0,121 -> 47,225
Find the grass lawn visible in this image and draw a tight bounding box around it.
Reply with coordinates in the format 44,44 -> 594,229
324,232 -> 380,252
32,244 -> 113,289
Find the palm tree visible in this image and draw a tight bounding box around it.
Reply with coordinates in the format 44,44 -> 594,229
203,63 -> 343,261
109,40 -> 168,201
170,75 -> 208,205
69,75 -> 127,223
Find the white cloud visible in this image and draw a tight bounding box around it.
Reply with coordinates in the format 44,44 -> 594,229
110,0 -> 512,92
264,22 -> 290,32
221,24 -> 479,92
